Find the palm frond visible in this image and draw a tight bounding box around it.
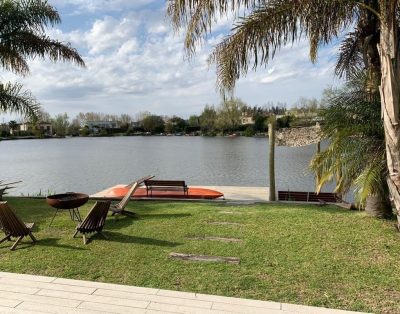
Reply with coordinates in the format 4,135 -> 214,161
0,0 -> 61,34
13,32 -> 85,67
167,0 -> 262,38
207,0 -> 356,91
353,158 -> 387,205
168,0 -> 382,92
0,45 -> 29,74
311,137 -> 374,195
0,1 -> 85,74
310,69 -> 386,204
335,31 -> 364,78
0,82 -> 40,118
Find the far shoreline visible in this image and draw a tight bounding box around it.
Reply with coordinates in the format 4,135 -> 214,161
0,133 -> 269,141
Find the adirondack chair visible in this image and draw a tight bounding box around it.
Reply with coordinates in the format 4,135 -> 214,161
110,175 -> 153,217
0,202 -> 37,250
73,200 -> 111,245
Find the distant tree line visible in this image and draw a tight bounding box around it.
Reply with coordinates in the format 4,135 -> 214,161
1,96 -> 325,138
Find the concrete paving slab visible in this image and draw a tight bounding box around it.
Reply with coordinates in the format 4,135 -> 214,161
0,272 -> 370,314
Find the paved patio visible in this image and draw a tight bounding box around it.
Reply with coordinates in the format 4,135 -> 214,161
0,272 -> 369,313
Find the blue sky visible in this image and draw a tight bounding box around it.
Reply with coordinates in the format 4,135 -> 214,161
4,0 -> 344,119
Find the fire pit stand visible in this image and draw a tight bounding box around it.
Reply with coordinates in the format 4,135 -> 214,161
46,193 -> 89,226
51,207 -> 82,225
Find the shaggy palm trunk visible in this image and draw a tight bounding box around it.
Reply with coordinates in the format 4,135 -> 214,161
365,194 -> 392,218
268,118 -> 276,201
378,4 -> 400,226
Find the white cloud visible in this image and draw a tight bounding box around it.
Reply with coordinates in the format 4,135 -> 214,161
77,16 -> 140,55
50,0 -> 157,12
2,4 -> 342,119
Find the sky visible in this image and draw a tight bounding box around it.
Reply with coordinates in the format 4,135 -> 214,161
2,0 -> 344,119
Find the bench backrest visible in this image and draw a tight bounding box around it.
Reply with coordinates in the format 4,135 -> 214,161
278,191 -> 338,203
145,180 -> 186,187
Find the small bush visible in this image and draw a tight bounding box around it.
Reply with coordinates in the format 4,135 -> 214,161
244,125 -> 255,137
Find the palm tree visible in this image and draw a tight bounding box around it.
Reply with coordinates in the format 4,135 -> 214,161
310,71 -> 391,217
0,0 -> 85,118
167,0 -> 400,227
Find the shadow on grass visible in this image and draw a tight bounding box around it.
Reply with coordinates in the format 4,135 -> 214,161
105,213 -> 191,230
138,213 -> 192,220
0,237 -> 87,251
36,238 -> 88,250
103,231 -> 182,247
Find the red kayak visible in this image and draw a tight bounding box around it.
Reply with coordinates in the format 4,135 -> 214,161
105,186 -> 224,200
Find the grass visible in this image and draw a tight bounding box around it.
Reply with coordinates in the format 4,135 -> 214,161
1,198 -> 400,313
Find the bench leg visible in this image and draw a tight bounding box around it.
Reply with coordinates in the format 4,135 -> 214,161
29,232 -> 37,243
10,236 -> 23,251
73,229 -> 79,238
0,234 -> 10,245
83,234 -> 88,245
49,208 -> 59,227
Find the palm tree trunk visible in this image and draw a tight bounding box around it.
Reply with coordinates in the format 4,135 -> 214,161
268,118 -> 276,201
365,194 -> 392,218
378,4 -> 400,226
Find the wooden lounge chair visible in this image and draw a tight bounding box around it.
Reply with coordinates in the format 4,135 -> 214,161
0,201 -> 37,250
73,200 -> 111,245
110,175 -> 153,217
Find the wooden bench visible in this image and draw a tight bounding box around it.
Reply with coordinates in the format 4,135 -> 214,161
144,180 -> 188,197
278,191 -> 339,203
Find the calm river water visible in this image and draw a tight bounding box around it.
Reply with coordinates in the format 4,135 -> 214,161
0,136 -> 333,196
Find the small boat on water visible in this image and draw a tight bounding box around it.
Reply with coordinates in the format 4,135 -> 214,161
105,186 -> 224,200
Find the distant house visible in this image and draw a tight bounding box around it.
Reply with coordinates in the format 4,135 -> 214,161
130,121 -> 141,128
18,122 -> 53,136
86,121 -> 121,131
241,115 -> 254,125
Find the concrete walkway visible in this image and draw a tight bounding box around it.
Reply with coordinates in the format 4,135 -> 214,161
192,186 -> 269,202
0,272 -> 368,314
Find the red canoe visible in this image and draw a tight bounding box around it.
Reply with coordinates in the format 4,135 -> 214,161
105,186 -> 224,200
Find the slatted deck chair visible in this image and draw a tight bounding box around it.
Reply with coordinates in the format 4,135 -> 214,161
0,202 -> 36,251
110,175 -> 153,217
73,200 -> 111,245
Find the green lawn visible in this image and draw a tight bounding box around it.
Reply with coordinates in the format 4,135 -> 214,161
1,198 -> 399,313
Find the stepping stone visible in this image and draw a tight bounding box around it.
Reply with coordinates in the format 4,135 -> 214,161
186,236 -> 242,243
169,253 -> 240,264
208,221 -> 244,226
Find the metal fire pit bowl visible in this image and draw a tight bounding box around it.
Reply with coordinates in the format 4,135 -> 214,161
46,193 -> 89,209
46,193 -> 89,225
